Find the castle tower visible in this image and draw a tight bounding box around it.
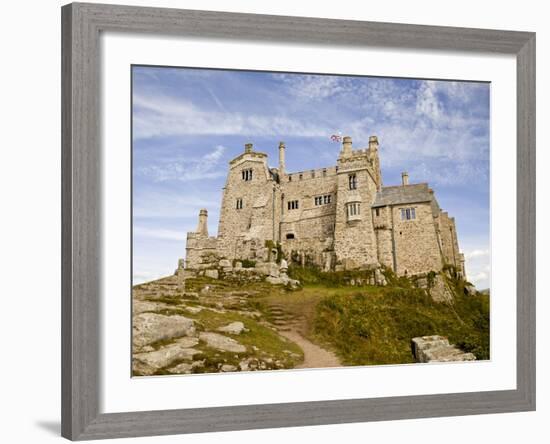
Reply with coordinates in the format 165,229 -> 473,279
278,141 -> 285,176
216,142 -> 280,258
333,135 -> 379,269
368,136 -> 382,191
340,136 -> 353,158
196,209 -> 209,236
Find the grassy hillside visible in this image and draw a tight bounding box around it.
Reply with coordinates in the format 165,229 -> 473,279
289,265 -> 490,366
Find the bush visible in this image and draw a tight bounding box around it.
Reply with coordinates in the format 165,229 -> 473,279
287,264 -> 375,287
233,258 -> 256,268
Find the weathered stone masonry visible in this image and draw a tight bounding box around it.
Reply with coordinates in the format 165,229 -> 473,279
184,136 -> 466,279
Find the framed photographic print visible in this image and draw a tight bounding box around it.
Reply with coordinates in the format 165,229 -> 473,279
61,2 -> 535,440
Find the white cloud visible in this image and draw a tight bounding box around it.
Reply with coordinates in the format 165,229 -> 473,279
465,249 -> 490,260
133,226 -> 187,242
416,81 -> 442,121
133,93 -> 326,139
133,190 -> 220,219
138,145 -> 227,182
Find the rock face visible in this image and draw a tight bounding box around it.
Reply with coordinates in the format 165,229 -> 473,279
133,313 -> 196,349
411,335 -> 476,363
133,337 -> 201,375
217,321 -> 247,335
428,275 -> 454,302
199,332 -> 247,353
205,269 -> 219,279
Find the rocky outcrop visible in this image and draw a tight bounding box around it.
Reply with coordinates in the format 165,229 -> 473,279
411,335 -> 476,363
199,332 -> 247,353
132,313 -> 196,349
217,321 -> 247,335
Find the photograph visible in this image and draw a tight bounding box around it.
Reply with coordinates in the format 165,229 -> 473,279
131,66 -> 491,376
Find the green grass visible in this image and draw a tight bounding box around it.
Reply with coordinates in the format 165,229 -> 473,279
313,285 -> 490,366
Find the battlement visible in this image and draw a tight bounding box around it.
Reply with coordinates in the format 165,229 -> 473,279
285,166 -> 338,182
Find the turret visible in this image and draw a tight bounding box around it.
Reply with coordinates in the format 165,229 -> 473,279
278,141 -> 285,176
196,208 -> 209,236
340,136 -> 353,158
369,135 -> 379,151
244,143 -> 253,154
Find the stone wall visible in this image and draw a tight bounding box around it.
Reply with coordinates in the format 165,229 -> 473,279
333,149 -> 380,269
279,167 -> 337,242
183,137 -> 465,282
392,202 -> 442,276
185,233 -> 219,269
438,211 -> 462,273
216,147 -> 279,257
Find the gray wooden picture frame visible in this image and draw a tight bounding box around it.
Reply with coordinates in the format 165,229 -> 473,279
61,2 -> 536,440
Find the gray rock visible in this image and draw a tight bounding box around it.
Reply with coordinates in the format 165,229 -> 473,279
238,359 -> 250,371
429,275 -> 454,302
185,306 -> 203,314
220,364 -> 238,372
412,335 -> 476,363
133,313 -> 196,348
199,332 -> 246,353
256,262 -> 280,277
168,362 -> 193,374
191,360 -> 205,369
217,321 -> 247,335
133,344 -> 200,375
205,269 -> 219,279
266,276 -> 284,285
132,300 -> 166,315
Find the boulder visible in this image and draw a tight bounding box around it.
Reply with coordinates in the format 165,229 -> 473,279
205,269 -> 219,279
133,341 -> 200,375
132,300 -> 167,315
429,275 -> 454,302
199,332 -> 246,353
411,335 -> 476,363
234,261 -> 242,270
185,306 -> 203,314
217,321 -> 247,335
219,259 -> 231,268
133,313 -> 196,349
220,364 -> 238,372
168,362 -> 193,374
256,262 -> 280,277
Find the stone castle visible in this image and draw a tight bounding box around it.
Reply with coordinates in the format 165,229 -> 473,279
184,136 -> 466,279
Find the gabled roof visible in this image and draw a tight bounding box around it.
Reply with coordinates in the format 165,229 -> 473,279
372,183 -> 433,208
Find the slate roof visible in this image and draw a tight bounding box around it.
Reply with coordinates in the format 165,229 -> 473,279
372,183 -> 434,208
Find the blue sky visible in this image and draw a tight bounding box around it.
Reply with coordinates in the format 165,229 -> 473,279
132,66 -> 490,289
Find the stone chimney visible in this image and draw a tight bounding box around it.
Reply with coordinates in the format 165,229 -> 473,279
278,141 -> 285,176
369,135 -> 379,151
341,136 -> 352,157
196,209 -> 209,236
401,172 -> 409,186
244,143 -> 253,154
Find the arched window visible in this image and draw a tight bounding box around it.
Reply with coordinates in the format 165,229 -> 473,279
348,173 -> 357,190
